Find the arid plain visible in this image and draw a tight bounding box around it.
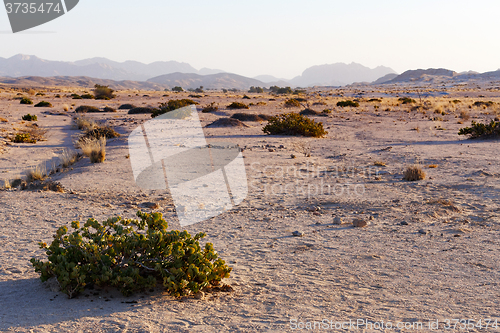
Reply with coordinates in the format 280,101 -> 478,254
0,84 -> 499,332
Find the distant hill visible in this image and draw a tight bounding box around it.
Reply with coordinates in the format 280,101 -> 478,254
0,76 -> 170,90
147,72 -> 265,90
383,68 -> 457,84
290,62 -> 396,87
0,54 -> 201,81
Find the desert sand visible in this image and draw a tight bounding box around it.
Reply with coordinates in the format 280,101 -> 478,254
0,85 -> 499,332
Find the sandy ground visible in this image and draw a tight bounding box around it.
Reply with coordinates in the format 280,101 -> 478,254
0,87 -> 499,332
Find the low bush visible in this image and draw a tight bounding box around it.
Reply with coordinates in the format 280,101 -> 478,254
398,97 -> 416,104
231,113 -> 267,121
368,98 -> 382,102
30,211 -> 232,298
403,165 -> 425,181
248,86 -> 264,93
458,120 -> 500,139
242,95 -> 251,100
336,100 -> 359,107
93,84 -> 115,100
152,99 -> 198,118
80,94 -> 95,99
34,101 -> 52,107
22,114 -> 37,121
81,126 -> 120,140
227,102 -> 249,110
201,102 -> 218,113
284,99 -> 301,108
20,97 -> 33,105
12,133 -> 36,143
299,109 -> 320,116
75,105 -> 101,113
172,86 -> 184,92
473,101 -> 494,108
71,94 -> 83,99
103,106 -> 116,113
270,86 -> 292,94
118,104 -> 136,110
128,107 -> 155,114
263,113 -> 327,137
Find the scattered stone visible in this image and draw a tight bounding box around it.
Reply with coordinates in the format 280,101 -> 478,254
400,221 -> 409,226
140,202 -> 160,209
418,229 -> 429,235
369,215 -> 374,221
292,231 -> 304,237
333,216 -> 343,225
353,219 -> 368,228
194,291 -> 204,299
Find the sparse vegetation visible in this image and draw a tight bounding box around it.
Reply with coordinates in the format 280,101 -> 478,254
59,149 -> 79,168
22,114 -> 37,121
227,102 -> 249,109
231,113 -> 268,121
473,101 -> 494,108
30,211 -> 232,298
172,86 -> 184,92
118,104 -> 136,110
34,101 -> 52,107
80,94 -> 94,99
336,100 -> 359,107
78,137 -> 107,163
152,99 -> 198,118
93,84 -> 115,100
103,106 -> 116,113
202,102 -> 218,113
459,110 -> 470,121
458,120 -> 500,139
263,113 -> 327,137
284,99 -> 301,108
75,105 -> 101,113
26,164 -> 48,183
20,97 -> 33,105
270,86 -> 293,94
403,165 -> 426,181
398,97 -> 416,104
128,107 -> 155,114
248,86 -> 264,93
71,94 -> 83,99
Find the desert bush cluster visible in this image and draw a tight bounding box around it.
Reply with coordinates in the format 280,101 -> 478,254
22,114 -> 37,121
227,102 -> 249,110
263,113 -> 327,137
459,120 -> 500,139
152,99 -> 198,118
30,211 -> 232,298
93,84 -> 115,100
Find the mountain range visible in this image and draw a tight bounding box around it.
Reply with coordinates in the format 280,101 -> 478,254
0,54 -> 396,89
0,54 -> 499,90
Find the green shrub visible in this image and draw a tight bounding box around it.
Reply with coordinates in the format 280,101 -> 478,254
93,84 -> 115,100
398,97 -> 416,104
75,105 -> 101,113
270,86 -> 293,94
248,86 -> 264,93
118,104 -> 136,110
473,101 -> 494,108
22,114 -> 37,121
284,99 -> 301,108
34,101 -> 52,107
227,102 -> 249,109
82,126 -> 120,140
263,113 -> 327,137
458,120 -> 500,139
30,211 -> 232,298
299,109 -> 320,116
202,102 -> 218,113
128,107 -> 156,114
36,92 -> 45,96
81,94 -> 95,99
172,86 -> 184,92
20,97 -> 33,105
71,94 -> 83,99
103,106 -> 116,112
336,100 -> 359,107
188,94 -> 203,98
11,133 -> 36,143
152,99 -> 198,118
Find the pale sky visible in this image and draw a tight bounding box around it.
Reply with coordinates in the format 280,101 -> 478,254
1,0 -> 499,79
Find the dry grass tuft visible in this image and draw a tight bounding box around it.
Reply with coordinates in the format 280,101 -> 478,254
26,164 -> 48,183
459,110 -> 470,121
73,116 -> 96,131
403,165 -> 426,181
60,149 -> 79,168
373,161 -> 386,167
78,137 -> 106,163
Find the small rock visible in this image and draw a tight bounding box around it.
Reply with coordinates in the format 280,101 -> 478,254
292,231 -> 304,237
313,212 -> 321,216
369,215 -> 374,221
268,149 -> 275,152
193,291 -> 204,299
418,229 -> 428,235
140,202 -> 160,209
333,216 -> 343,225
353,219 -> 368,228
400,221 -> 409,226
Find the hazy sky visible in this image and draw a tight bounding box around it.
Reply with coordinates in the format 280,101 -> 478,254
1,0 -> 499,79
